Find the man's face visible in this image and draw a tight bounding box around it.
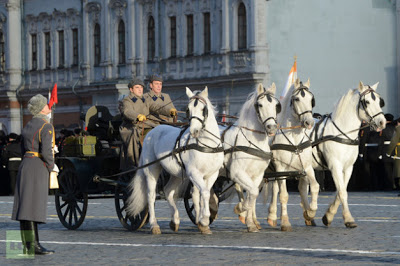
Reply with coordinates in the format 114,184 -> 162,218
150,81 -> 162,95
130,85 -> 143,97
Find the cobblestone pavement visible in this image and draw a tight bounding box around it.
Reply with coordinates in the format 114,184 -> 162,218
0,191 -> 399,265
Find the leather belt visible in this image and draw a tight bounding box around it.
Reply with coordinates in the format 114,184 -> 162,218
25,151 -> 42,158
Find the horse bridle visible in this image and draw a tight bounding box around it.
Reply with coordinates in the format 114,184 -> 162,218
290,83 -> 315,119
254,90 -> 281,126
358,87 -> 385,124
186,94 -> 208,129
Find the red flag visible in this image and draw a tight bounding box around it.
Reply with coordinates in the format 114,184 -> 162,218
48,83 -> 58,109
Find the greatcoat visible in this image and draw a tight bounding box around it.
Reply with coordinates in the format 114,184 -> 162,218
12,115 -> 55,223
119,92 -> 170,169
387,125 -> 400,177
144,90 -> 176,124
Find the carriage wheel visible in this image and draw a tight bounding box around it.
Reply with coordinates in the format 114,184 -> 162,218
114,174 -> 148,231
183,182 -> 218,225
55,168 -> 88,230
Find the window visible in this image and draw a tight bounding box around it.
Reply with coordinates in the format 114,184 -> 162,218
118,20 -> 126,64
31,34 -> 37,70
58,30 -> 64,68
148,16 -> 155,61
72,29 -> 79,66
187,14 -> 193,56
94,23 -> 101,66
0,32 -> 5,72
45,32 -> 51,69
238,3 -> 247,50
203,12 -> 211,54
170,16 -> 176,58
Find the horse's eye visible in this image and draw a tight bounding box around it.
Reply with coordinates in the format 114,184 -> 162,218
294,98 -> 300,102
258,104 -> 263,108
365,100 -> 370,105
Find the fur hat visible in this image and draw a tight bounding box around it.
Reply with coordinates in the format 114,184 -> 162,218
128,78 -> 145,89
28,94 -> 47,116
149,74 -> 163,83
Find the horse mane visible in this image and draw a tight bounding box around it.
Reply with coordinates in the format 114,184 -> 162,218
331,89 -> 358,120
277,84 -> 295,122
237,90 -> 258,127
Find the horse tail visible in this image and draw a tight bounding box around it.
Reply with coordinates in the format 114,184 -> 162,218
262,182 -> 271,205
126,170 -> 148,217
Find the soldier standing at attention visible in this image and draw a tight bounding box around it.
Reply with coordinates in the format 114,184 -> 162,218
12,94 -> 58,255
387,117 -> 400,194
145,74 -> 177,124
119,78 -> 174,169
1,133 -> 22,195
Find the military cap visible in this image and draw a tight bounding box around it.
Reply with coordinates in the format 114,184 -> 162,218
149,74 -> 163,83
28,94 -> 47,116
128,78 -> 145,89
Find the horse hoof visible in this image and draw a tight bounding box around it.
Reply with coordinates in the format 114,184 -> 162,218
322,214 -> 331,226
305,219 -> 316,226
267,219 -> 277,227
169,221 -> 179,232
234,203 -> 242,215
255,222 -> 262,230
281,225 -> 292,232
198,224 -> 212,235
247,226 -> 259,233
151,226 -> 162,235
238,215 -> 246,225
345,222 -> 358,228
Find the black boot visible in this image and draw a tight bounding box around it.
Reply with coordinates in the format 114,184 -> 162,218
19,220 -> 35,255
33,222 -> 54,255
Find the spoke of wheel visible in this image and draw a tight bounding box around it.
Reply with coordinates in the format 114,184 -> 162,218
189,204 -> 194,213
77,198 -> 85,204
68,205 -> 73,225
63,205 -> 70,220
75,202 -> 83,216
60,201 -> 68,209
73,204 -> 78,223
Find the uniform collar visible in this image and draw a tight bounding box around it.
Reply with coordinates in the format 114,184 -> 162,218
130,93 -> 145,103
149,90 -> 164,101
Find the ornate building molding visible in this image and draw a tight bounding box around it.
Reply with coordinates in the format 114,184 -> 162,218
85,2 -> 101,23
53,10 -> 66,30
66,8 -> 80,28
109,0 -> 127,18
38,12 -> 52,32
0,12 -> 6,31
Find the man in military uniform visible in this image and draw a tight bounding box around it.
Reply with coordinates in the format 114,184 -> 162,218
144,74 -> 177,124
378,114 -> 396,190
119,78 -> 175,169
1,133 -> 22,195
387,117 -> 400,193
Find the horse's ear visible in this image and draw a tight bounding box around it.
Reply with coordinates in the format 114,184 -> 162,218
186,87 -> 194,98
294,78 -> 300,87
200,86 -> 209,98
304,78 -> 310,88
358,81 -> 365,92
370,82 -> 379,91
256,83 -> 264,95
268,82 -> 277,95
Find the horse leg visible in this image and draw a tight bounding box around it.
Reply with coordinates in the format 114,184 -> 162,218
192,185 -> 201,225
267,181 -> 279,227
322,166 -> 343,227
234,184 -> 246,224
278,179 -> 292,232
164,175 -> 181,232
191,172 -> 214,234
145,167 -> 162,235
302,168 -> 319,226
244,186 -> 260,233
341,167 -> 357,228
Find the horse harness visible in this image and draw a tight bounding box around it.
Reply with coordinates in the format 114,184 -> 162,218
290,83 -> 315,119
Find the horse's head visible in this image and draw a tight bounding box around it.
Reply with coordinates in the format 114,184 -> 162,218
357,81 -> 386,132
186,86 -> 210,138
254,83 -> 280,136
290,78 -> 315,129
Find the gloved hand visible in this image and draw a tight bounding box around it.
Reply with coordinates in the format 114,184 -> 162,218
137,114 -> 147,122
378,155 -> 382,160
52,164 -> 59,173
170,108 -> 177,117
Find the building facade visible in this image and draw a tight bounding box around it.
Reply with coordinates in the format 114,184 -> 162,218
0,0 -> 398,134
0,0 -> 269,134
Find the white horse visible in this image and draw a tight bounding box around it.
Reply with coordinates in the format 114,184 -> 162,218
190,83 -> 280,232
308,81 -> 386,228
266,78 -> 317,231
126,87 -> 224,234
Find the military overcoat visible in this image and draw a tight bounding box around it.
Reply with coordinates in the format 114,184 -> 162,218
387,125 -> 400,177
144,90 -> 175,124
12,115 -> 55,223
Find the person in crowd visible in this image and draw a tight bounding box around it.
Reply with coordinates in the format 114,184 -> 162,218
357,121 -> 372,190
11,94 -> 57,255
144,74 -> 177,124
387,117 -> 400,193
119,78 -> 175,169
1,133 -> 22,195
378,114 -> 396,190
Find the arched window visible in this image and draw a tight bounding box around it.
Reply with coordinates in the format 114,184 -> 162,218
94,23 -> 101,66
238,3 -> 247,50
148,16 -> 155,61
170,16 -> 176,58
118,20 -> 126,64
203,12 -> 211,54
186,14 -> 194,56
0,31 -> 5,72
